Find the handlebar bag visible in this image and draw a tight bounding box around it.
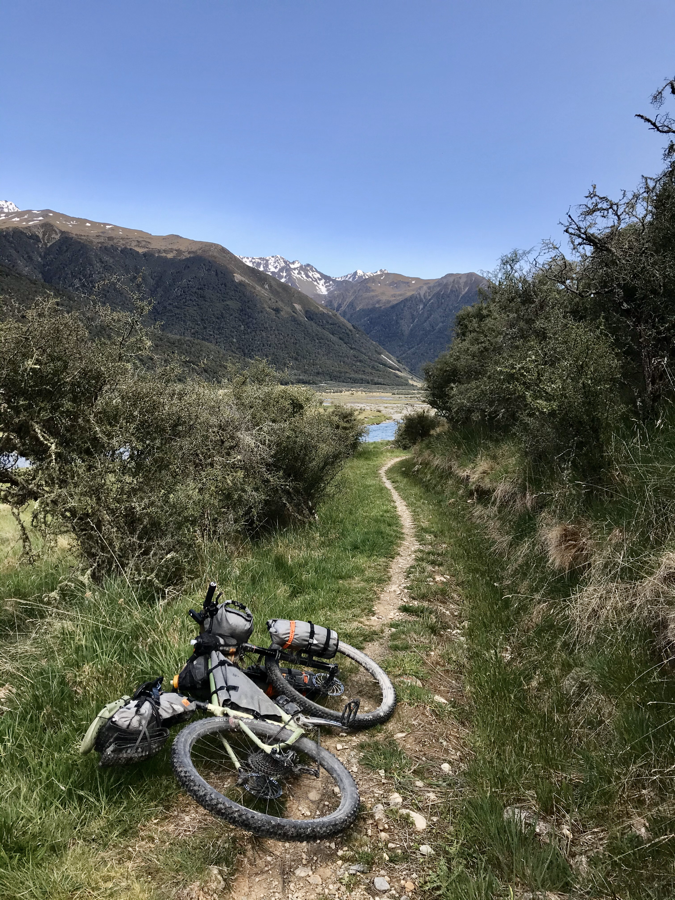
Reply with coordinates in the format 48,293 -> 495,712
205,601 -> 254,647
266,619 -> 339,659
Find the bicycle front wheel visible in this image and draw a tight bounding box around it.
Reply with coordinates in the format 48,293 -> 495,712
265,641 -> 396,730
171,716 -> 360,840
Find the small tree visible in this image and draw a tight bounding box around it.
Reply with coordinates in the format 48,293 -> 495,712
0,296 -> 363,583
394,410 -> 437,449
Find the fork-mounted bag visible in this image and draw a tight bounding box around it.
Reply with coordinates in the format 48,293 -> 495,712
266,619 -> 339,659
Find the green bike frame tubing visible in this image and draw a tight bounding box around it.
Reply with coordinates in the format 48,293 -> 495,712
207,668 -> 304,754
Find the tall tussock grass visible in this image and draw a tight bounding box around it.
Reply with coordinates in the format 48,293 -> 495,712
409,421 -> 675,897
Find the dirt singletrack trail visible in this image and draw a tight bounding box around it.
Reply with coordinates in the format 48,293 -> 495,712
364,456 -> 418,652
224,455 -> 420,900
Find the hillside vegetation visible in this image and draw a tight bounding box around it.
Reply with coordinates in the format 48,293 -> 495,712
0,210 -> 409,385
0,294 -> 365,584
402,80 -> 675,897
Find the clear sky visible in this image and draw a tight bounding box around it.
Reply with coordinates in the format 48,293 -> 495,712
2,1 -> 674,278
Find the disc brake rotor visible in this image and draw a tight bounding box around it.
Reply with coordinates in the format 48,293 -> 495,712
312,673 -> 345,697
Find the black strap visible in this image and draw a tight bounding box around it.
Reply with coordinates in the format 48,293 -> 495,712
308,621 -> 315,647
321,627 -> 333,655
207,659 -> 239,690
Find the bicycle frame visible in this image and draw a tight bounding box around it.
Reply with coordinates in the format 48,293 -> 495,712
201,656 -> 348,769
242,641 -> 340,675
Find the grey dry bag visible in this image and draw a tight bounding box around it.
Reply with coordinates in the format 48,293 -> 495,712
266,618 -> 339,659
90,681 -> 195,766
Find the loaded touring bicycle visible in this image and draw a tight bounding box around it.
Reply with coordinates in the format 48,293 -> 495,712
81,582 -> 396,840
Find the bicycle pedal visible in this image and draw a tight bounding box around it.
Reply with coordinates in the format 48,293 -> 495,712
340,698 -> 360,727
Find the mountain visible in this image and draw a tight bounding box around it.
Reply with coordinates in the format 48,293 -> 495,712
0,207 -> 410,385
0,262 -> 245,382
325,271 -> 486,373
239,255 -> 387,302
241,255 -> 486,373
0,201 -> 19,214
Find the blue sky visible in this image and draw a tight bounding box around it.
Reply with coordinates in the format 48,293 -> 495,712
2,0 -> 674,278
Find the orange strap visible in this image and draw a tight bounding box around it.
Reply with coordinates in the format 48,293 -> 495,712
282,620 -> 296,649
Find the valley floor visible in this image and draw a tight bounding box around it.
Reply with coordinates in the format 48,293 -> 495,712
316,388 -> 429,426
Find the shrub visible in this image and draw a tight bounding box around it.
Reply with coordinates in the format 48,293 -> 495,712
0,297 -> 362,583
424,257 -> 623,474
394,410 -> 437,448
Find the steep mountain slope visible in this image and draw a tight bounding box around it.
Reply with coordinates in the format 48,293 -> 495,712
326,271 -> 486,373
0,208 -> 409,385
0,263 -> 240,382
242,254 -> 487,374
239,254 -> 386,302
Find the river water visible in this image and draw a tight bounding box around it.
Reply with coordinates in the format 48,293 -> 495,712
362,420 -> 400,442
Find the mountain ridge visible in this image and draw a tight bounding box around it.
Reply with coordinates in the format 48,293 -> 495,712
0,208 -> 410,385
239,251 -> 487,373
239,254 -> 387,302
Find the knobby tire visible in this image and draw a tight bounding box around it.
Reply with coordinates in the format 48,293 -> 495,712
171,717 -> 360,840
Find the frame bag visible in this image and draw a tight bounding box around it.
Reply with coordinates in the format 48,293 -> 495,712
209,653 -> 284,718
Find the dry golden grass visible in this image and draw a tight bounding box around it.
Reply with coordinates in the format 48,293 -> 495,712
568,548 -> 675,649
541,522 -> 591,573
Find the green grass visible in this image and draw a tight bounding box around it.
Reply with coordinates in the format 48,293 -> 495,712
389,456 -> 675,900
0,443 -> 402,900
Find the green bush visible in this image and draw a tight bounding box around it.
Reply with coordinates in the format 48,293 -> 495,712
424,256 -> 623,473
0,297 -> 362,583
394,409 -> 437,448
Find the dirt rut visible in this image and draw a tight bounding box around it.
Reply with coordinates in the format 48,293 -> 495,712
224,456 -> 418,900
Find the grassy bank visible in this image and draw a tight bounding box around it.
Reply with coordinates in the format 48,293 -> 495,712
0,444 -> 402,900
389,448 -> 675,899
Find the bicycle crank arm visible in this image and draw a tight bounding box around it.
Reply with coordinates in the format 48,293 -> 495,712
297,714 -> 344,729
297,698 -> 361,730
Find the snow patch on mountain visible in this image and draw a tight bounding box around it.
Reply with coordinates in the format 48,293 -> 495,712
0,201 -> 20,214
240,255 -> 388,301
335,268 -> 387,283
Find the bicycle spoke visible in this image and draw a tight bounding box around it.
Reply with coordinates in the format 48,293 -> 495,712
186,727 -> 342,820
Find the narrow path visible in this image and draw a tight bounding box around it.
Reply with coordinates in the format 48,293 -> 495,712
372,457 -> 418,623
227,455 -> 417,900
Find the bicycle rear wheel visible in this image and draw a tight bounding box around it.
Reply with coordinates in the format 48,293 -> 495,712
265,641 -> 396,730
171,716 -> 359,840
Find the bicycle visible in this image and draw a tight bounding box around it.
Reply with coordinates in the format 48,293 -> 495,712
81,582 -> 396,841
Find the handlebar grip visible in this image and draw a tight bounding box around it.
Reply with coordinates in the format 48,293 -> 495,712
189,609 -> 204,624
204,581 -> 217,605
